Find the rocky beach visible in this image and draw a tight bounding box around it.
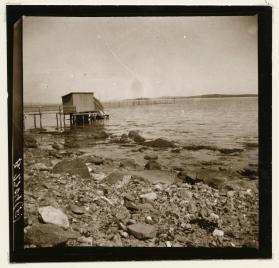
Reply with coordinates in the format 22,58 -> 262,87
24,126 -> 258,248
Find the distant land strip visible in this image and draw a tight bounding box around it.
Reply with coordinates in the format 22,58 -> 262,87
24,94 -> 258,107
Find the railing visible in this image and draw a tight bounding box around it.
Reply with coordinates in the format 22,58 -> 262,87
24,105 -> 76,114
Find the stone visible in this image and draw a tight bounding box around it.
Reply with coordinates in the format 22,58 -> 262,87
120,231 -> 129,238
144,160 -> 161,170
177,171 -> 202,185
144,153 -> 158,160
209,213 -> 220,221
177,189 -> 193,200
171,148 -> 181,153
52,158 -> 90,179
102,171 -> 125,185
227,190 -> 235,198
38,206 -> 69,229
154,184 -> 163,191
120,134 -> 129,143
112,233 -> 123,246
25,223 -> 78,247
134,134 -> 145,143
24,135 -> 38,148
128,130 -> 145,143
166,241 -> 172,247
127,223 -> 156,240
213,229 -> 224,237
120,159 -> 137,170
143,138 -> 176,148
52,143 -> 63,150
77,236 -> 93,246
33,163 -> 51,171
140,192 -> 157,202
145,216 -> 153,224
70,204 -> 85,215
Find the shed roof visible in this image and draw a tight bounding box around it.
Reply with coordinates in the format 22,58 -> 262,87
62,92 -> 94,98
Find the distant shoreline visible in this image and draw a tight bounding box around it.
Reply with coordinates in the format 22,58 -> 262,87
24,94 -> 258,106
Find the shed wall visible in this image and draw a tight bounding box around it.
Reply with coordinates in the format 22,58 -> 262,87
72,93 -> 96,113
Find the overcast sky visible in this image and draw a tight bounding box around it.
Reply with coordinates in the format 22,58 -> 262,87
23,16 -> 257,103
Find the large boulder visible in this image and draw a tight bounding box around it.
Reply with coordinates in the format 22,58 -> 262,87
143,138 -> 175,148
38,206 -> 69,229
25,223 -> 78,247
127,223 -> 156,240
52,158 -> 90,178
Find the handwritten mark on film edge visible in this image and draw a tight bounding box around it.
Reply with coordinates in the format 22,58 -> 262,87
13,158 -> 23,223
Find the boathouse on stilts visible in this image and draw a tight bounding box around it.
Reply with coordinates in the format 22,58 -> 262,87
62,92 -> 109,126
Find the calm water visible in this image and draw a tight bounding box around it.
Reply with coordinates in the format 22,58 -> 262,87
25,97 -> 258,149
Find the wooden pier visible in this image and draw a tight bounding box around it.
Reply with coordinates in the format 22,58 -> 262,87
24,105 -> 109,130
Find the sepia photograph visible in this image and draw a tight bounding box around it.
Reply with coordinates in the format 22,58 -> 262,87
6,4 -> 272,262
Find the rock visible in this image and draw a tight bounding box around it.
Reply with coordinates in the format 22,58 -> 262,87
171,148 -> 181,153
209,213 -> 220,222
144,153 -> 158,160
144,160 -> 161,170
112,233 -> 123,246
145,216 -> 153,224
24,135 -> 38,148
120,231 -> 129,238
91,130 -> 109,139
137,203 -> 155,212
120,134 -> 129,143
134,134 -> 145,143
52,158 -> 90,179
143,138 -> 176,148
127,223 -> 156,240
213,229 -> 224,237
227,190 -> 235,198
77,236 -> 93,246
127,219 -> 137,225
176,189 -> 193,200
166,241 -> 172,247
33,163 -> 51,171
70,204 -> 85,215
52,142 -> 63,150
120,159 -> 137,170
239,168 -> 258,180
91,156 -> 104,165
128,130 -> 139,139
128,130 -> 145,143
153,184 -> 163,191
25,223 -> 78,247
102,171 -> 126,185
38,206 -> 69,229
177,171 -> 202,185
124,199 -> 138,211
140,192 -> 157,202
219,148 -> 243,154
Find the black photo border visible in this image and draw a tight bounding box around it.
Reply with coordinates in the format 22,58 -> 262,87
7,5 -> 272,263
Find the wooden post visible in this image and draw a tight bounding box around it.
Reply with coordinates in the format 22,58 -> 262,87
39,108 -> 42,129
23,114 -> 25,130
33,114 -> 36,128
56,113 -> 58,129
70,114 -> 72,126
63,113 -> 66,128
82,115 -> 84,127
59,106 -> 62,129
